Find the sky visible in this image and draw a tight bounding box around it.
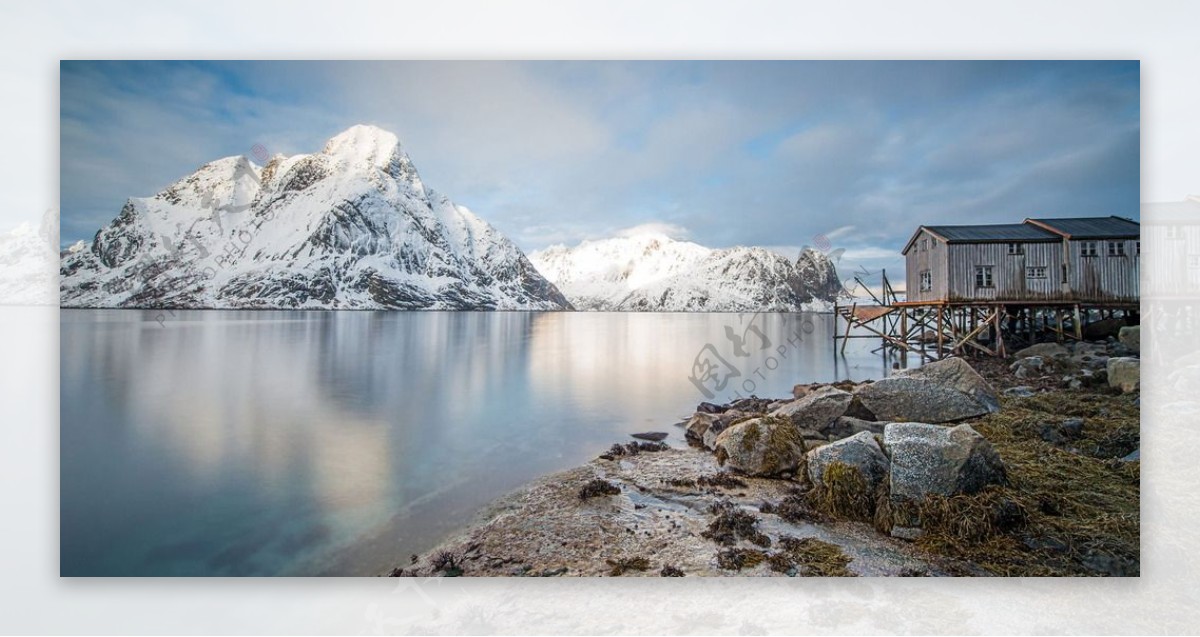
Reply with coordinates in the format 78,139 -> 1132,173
60,60 -> 1140,278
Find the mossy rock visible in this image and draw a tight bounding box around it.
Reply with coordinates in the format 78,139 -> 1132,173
713,416 -> 806,477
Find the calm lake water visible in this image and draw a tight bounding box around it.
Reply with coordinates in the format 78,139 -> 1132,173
60,310 -> 890,576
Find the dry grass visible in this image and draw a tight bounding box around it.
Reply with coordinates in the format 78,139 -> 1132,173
775,536 -> 856,577
903,389 -> 1140,576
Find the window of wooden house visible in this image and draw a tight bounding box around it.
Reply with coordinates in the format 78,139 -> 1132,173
1026,266 -> 1047,279
1007,242 -> 1023,255
974,265 -> 994,288
919,270 -> 932,291
1080,241 -> 1099,257
1107,241 -> 1126,257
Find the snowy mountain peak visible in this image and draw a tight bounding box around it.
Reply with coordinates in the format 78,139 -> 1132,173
320,124 -> 415,180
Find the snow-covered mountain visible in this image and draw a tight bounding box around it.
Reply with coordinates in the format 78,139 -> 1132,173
60,125 -> 572,310
529,232 -> 843,311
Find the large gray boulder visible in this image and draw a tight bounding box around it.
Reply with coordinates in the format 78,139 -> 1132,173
1107,357 -> 1140,393
770,386 -> 872,435
713,417 -> 807,477
883,422 -> 1007,501
1014,342 -> 1069,359
854,357 -> 1000,423
806,431 -> 890,492
1118,326 -> 1140,354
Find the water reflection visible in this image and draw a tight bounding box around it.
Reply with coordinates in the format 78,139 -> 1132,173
60,310 -> 885,576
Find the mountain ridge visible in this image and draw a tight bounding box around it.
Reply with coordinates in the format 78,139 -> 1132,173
529,232 -> 843,312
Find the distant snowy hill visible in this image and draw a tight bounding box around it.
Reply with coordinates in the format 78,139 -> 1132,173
60,125 -> 572,310
529,232 -> 843,311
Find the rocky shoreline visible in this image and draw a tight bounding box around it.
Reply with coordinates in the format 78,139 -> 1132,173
390,329 -> 1141,578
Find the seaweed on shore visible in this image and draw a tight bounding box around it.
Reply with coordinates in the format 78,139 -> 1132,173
774,492 -> 819,524
578,478 -> 621,500
702,504 -> 771,547
775,536 -> 855,577
716,548 -> 766,571
600,441 -> 670,460
660,565 -> 685,577
665,472 -> 748,490
606,556 -> 651,576
806,462 -> 879,522
699,473 -> 748,489
431,551 -> 464,577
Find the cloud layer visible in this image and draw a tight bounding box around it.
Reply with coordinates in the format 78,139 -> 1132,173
60,60 -> 1139,278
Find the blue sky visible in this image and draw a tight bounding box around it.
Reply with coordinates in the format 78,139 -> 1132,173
60,60 -> 1139,276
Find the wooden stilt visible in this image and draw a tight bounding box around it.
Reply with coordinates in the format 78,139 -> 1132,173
840,302 -> 856,354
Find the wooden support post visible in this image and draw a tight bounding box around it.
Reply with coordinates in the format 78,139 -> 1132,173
919,308 -> 927,359
994,308 -> 1006,357
900,309 -> 908,368
840,302 -> 856,354
1073,304 -> 1083,340
936,307 -> 945,359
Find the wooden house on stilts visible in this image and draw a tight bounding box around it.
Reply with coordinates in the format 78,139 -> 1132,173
835,216 -> 1139,361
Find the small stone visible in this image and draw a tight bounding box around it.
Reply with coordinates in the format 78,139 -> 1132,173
1118,326 -> 1141,353
1061,417 -> 1084,438
891,526 -> 922,541
1011,356 -> 1044,379
1014,342 -> 1070,359
1107,357 -> 1140,393
697,402 -> 727,414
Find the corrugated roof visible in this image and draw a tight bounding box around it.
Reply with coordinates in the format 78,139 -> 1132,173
1027,216 -> 1140,238
925,223 -> 1059,242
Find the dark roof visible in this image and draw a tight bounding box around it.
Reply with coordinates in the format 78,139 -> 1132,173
902,223 -> 1057,254
926,223 -> 1059,243
1026,216 -> 1140,239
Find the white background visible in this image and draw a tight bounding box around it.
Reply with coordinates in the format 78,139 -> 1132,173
2,1 -> 1198,634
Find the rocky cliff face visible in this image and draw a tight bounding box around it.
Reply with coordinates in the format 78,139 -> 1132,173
60,125 -> 572,310
529,233 -> 843,312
